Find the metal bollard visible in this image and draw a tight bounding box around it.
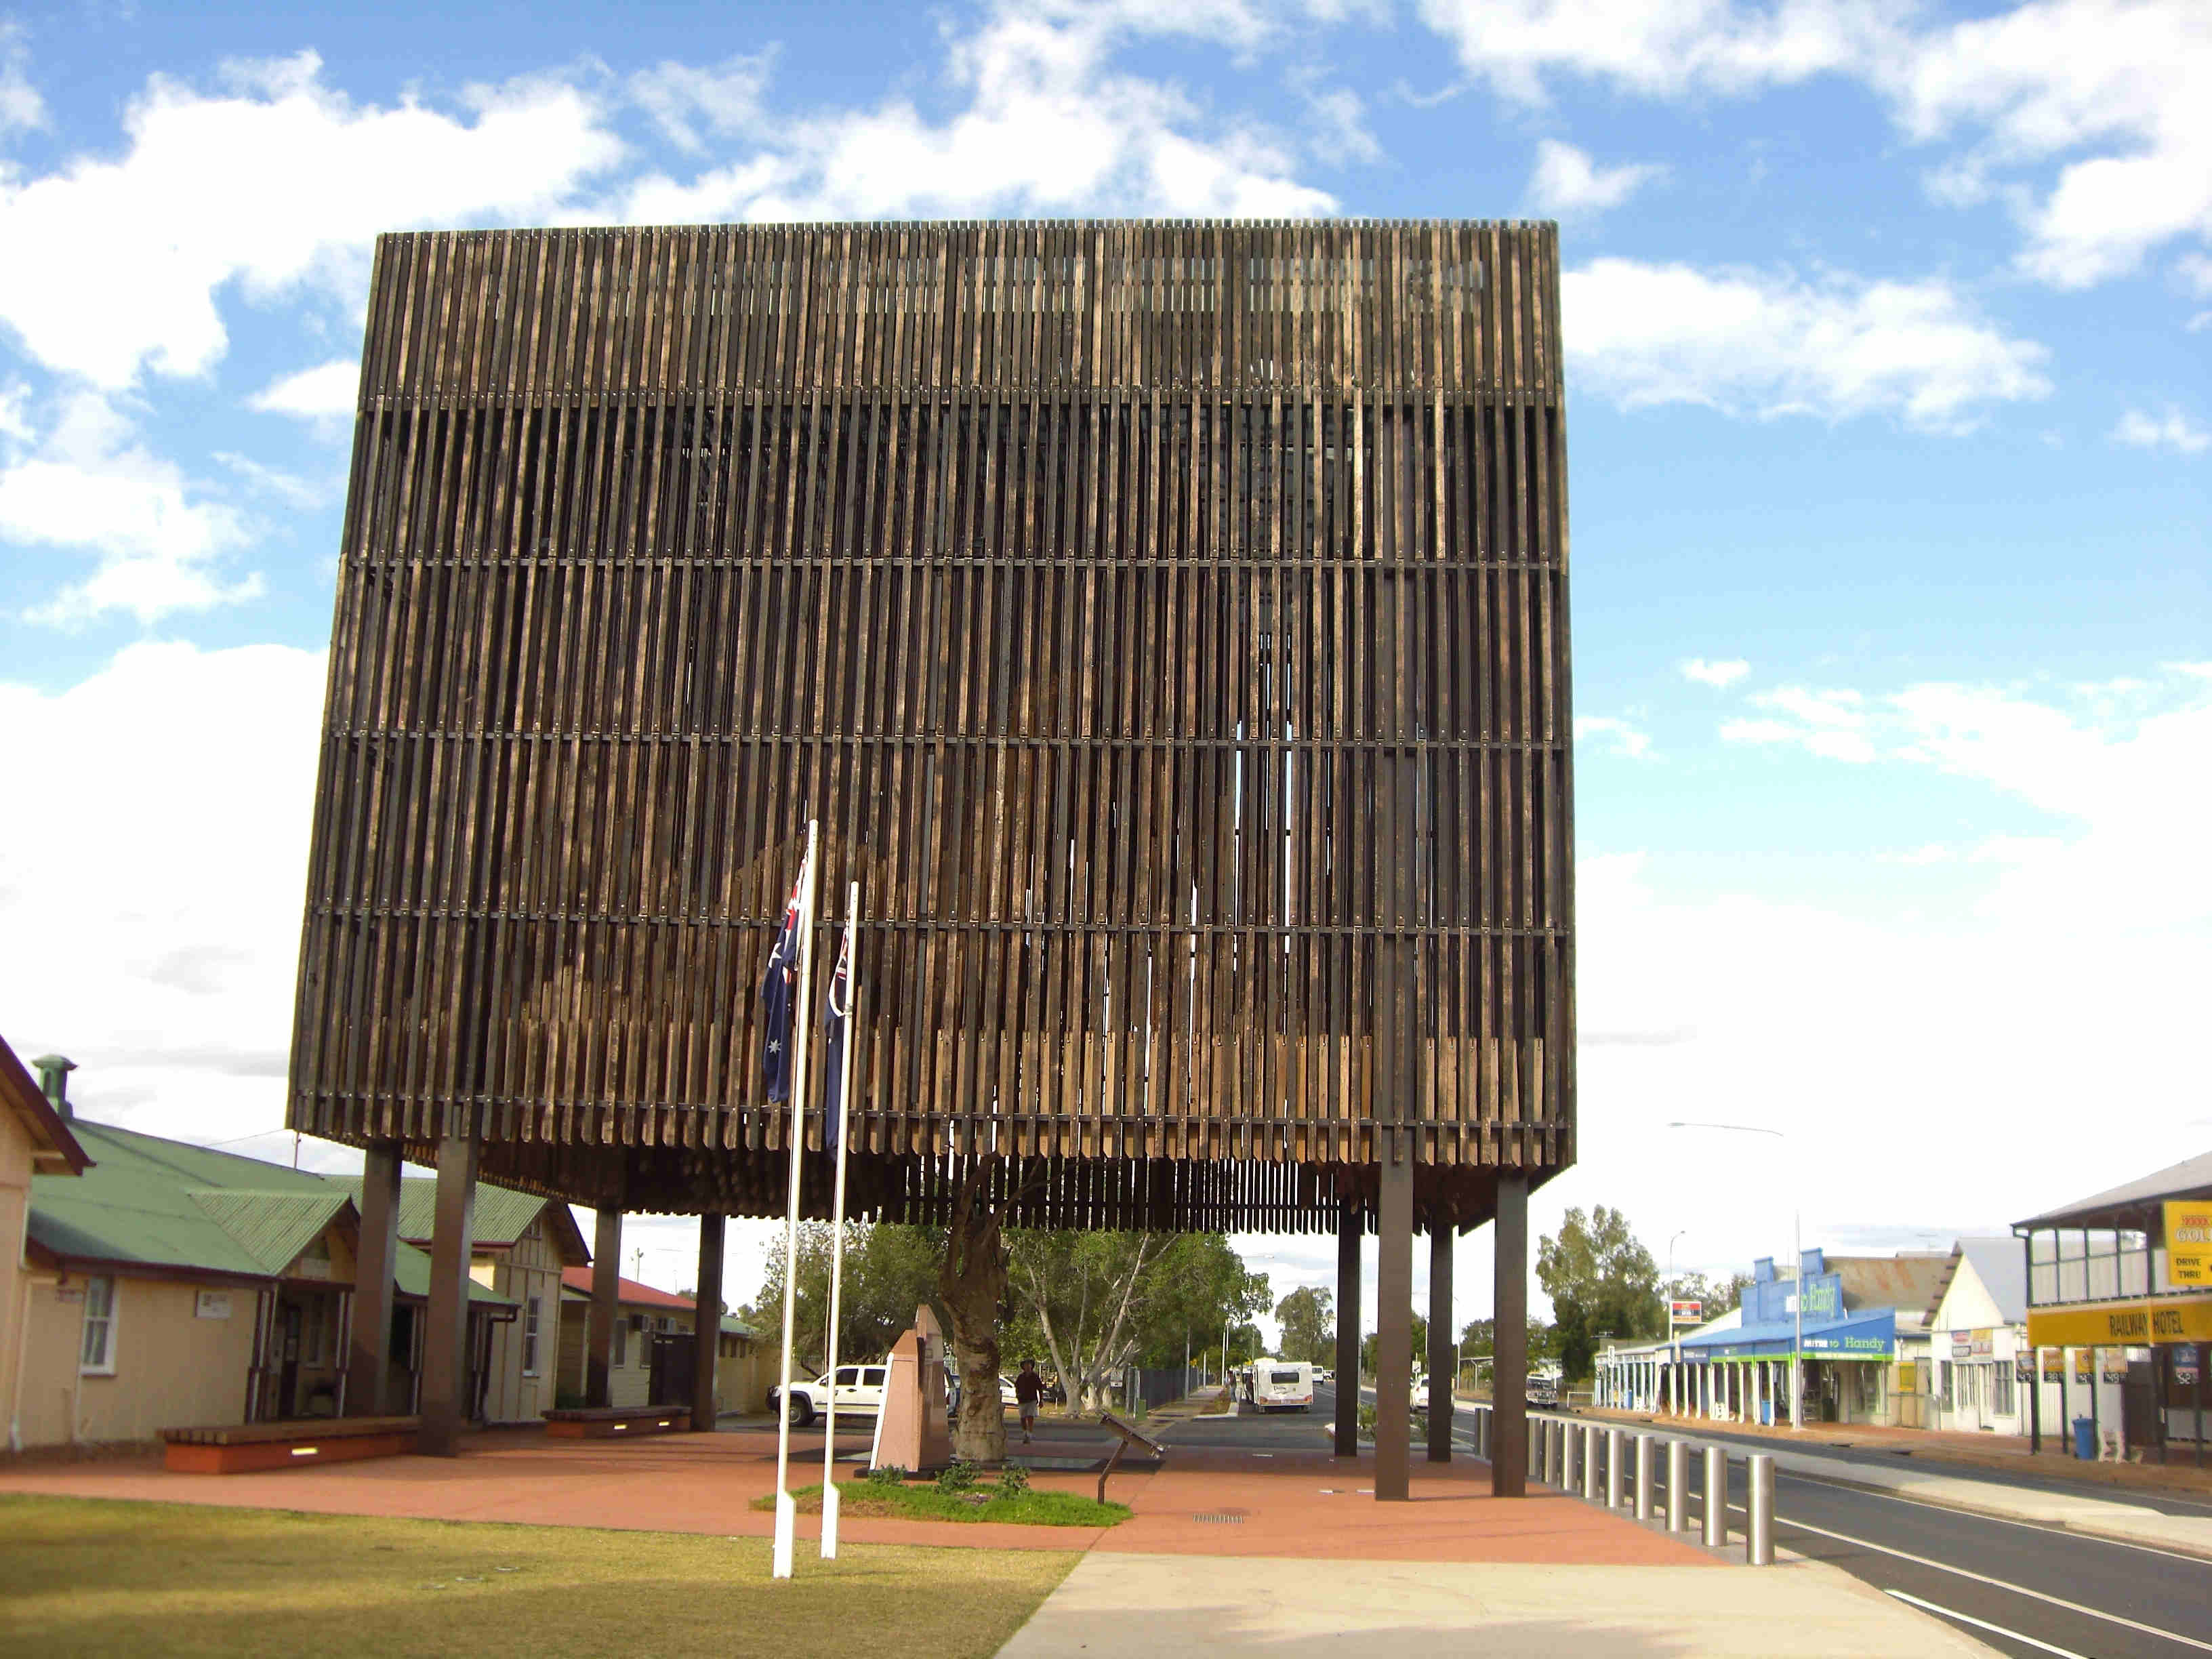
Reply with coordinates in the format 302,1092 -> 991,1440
1562,1417 -> 1580,1491
1747,1454 -> 1774,1565
1582,1424 -> 1601,1501
1548,1418 -> 1565,1488
1605,1427 -> 1624,1508
1633,1434 -> 1653,1522
1666,1439 -> 1689,1532
1703,1446 -> 1727,1547
1528,1417 -> 1539,1481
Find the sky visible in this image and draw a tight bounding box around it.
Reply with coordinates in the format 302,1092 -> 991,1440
1,0 -> 2206,1345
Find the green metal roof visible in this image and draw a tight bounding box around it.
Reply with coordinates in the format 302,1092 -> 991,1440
186,1191 -> 350,1275
333,1175 -> 554,1250
28,1120 -> 510,1306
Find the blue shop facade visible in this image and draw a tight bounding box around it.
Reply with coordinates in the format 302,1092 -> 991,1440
1677,1250 -> 1906,1425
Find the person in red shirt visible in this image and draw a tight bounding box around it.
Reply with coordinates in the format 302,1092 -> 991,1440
1015,1358 -> 1046,1444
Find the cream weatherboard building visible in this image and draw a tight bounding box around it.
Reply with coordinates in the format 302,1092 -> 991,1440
554,1269 -> 768,1416
340,1178 -> 589,1426
3,1041 -> 91,1450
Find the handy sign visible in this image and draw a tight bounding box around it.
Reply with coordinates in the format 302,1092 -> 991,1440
2102,1355 -> 2129,1385
2169,1200 -> 2212,1286
2041,1351 -> 2063,1382
2074,1351 -> 2093,1383
1670,1300 -> 1702,1325
2014,1355 -> 2035,1382
195,1290 -> 232,1320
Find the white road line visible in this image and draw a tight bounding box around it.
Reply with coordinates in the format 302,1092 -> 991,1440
1765,1467 -> 2212,1567
1884,1589 -> 2096,1658
1770,1510 -> 2212,1653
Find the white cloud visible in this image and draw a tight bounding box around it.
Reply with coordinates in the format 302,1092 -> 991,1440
1,22 -> 44,132
1889,0 -> 2212,291
1681,657 -> 1750,688
1576,714 -> 1655,760
2112,405 -> 2211,453
0,642 -> 327,1143
214,451 -> 328,510
1416,0 -> 1896,106
0,392 -> 260,626
0,52 -> 626,388
628,52 -> 773,155
1528,138 -> 1663,213
617,4 -> 1334,224
248,360 -> 359,422
1289,70 -> 1384,165
1563,258 -> 2052,430
0,380 -> 31,445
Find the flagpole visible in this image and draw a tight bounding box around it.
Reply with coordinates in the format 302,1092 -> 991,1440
771,819 -> 819,1581
821,880 -> 859,1559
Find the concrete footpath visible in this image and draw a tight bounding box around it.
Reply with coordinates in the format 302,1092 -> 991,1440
1582,1408 -> 2212,1561
1001,1555 -> 1996,1657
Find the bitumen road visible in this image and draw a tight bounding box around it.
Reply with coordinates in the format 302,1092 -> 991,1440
1298,1382 -> 2212,1658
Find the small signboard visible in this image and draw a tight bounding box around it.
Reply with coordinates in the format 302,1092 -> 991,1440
2014,1355 -> 2035,1382
2168,1200 -> 2211,1286
2041,1351 -> 2063,1382
2102,1356 -> 2128,1385
1670,1299 -> 1702,1326
195,1290 -> 232,1320
2074,1351 -> 2093,1383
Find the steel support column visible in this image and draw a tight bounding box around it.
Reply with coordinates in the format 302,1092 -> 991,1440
691,1214 -> 725,1430
588,1206 -> 621,1408
419,1133 -> 478,1458
1492,1168 -> 1530,1496
1334,1194 -> 1362,1456
1374,1133 -> 1414,1500
1427,1214 -> 1454,1462
346,1139 -> 401,1417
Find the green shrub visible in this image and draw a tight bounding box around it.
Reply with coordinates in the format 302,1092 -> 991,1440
935,1458 -> 982,1494
996,1462 -> 1031,1496
865,1465 -> 909,1487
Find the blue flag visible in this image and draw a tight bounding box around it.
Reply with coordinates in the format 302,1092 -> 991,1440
820,924 -> 851,1151
760,874 -> 802,1102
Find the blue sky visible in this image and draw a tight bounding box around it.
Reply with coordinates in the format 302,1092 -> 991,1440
1,0 -> 2205,1324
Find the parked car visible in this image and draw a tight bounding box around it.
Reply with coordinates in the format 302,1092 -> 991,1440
1526,1370 -> 1562,1408
768,1363 -> 888,1427
1410,1372 -> 1431,1409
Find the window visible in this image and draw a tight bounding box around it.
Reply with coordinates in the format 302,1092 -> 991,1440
1992,1361 -> 2015,1417
523,1295 -> 541,1376
79,1275 -> 117,1374
835,1367 -> 860,1387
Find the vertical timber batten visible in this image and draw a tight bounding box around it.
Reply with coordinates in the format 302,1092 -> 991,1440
289,219 -> 1576,1236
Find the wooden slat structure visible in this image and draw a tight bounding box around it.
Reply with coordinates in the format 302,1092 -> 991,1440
287,220 -> 1575,1237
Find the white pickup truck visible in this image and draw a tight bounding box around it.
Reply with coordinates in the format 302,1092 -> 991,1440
768,1364 -> 888,1427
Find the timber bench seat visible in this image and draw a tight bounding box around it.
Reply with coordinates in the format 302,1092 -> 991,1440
160,1415 -> 419,1474
542,1405 -> 691,1439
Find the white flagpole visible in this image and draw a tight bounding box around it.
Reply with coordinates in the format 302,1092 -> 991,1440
821,880 -> 860,1559
771,819 -> 819,1581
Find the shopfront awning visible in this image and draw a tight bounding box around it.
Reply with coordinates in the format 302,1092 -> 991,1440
1677,1307 -> 1896,1361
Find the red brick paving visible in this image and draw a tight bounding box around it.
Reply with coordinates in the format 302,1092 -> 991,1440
0,1427 -> 1713,1567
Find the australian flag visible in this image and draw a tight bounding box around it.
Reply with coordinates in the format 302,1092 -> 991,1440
820,924 -> 852,1151
760,873 -> 802,1102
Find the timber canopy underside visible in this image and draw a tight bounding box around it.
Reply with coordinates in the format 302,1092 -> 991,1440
289,221 -> 1578,1230
362,1130 -> 1557,1233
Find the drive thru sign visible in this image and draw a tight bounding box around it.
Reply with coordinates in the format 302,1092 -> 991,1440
2168,1201 -> 2212,1286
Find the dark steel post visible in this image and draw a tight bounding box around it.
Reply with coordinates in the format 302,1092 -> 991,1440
1492,1169 -> 1529,1496
691,1214 -> 725,1430
346,1139 -> 401,1416
588,1207 -> 621,1408
419,1132 -> 478,1457
1334,1194 -> 1361,1456
1375,1135 -> 1414,1500
2022,1232 -> 2041,1454
1428,1214 -> 1453,1462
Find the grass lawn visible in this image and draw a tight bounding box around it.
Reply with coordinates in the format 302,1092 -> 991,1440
0,1494 -> 1080,1659
760,1479 -> 1128,1528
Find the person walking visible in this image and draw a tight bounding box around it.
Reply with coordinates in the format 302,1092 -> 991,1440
1015,1358 -> 1046,1445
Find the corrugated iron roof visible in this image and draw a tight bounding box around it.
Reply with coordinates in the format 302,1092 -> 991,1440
2015,1148 -> 2212,1230
333,1176 -> 554,1250
187,1191 -> 350,1275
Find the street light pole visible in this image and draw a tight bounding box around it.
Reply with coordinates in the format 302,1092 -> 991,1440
1669,1122 -> 1801,1431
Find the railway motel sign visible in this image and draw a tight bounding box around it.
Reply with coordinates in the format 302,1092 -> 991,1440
287,220 -> 1576,1502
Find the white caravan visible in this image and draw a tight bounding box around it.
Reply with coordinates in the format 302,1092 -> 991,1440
1248,1359 -> 1316,1411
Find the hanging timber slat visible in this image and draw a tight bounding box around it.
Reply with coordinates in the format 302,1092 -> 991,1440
287,220 -> 1576,1232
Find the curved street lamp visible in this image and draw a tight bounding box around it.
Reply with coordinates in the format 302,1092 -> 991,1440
1669,1121 -> 1802,1431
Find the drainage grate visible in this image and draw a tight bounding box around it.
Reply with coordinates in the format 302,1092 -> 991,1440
1193,1509 -> 1250,1525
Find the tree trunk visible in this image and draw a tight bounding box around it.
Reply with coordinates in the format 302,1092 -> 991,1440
938,1161 -> 1007,1465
